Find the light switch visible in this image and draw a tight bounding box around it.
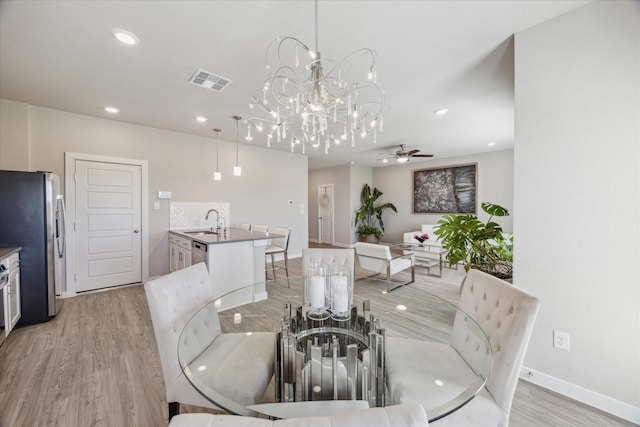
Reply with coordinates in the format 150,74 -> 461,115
157,191 -> 172,199
153,202 -> 160,210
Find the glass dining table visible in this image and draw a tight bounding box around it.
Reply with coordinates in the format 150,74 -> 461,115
177,276 -> 492,422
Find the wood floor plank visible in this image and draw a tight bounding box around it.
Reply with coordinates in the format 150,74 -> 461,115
0,249 -> 634,426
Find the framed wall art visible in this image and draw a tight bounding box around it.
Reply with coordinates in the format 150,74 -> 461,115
413,163 -> 477,214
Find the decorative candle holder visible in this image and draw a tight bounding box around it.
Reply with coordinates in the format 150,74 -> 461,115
329,265 -> 352,320
304,262 -> 329,320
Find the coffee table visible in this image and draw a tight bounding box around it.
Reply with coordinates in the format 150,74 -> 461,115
392,242 -> 448,277
177,276 -> 491,421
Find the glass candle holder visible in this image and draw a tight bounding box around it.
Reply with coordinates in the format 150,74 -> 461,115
305,262 -> 329,320
329,265 -> 352,320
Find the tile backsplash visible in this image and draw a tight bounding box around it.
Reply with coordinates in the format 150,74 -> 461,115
170,202 -> 230,230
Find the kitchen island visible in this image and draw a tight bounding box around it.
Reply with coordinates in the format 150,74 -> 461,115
169,228 -> 283,308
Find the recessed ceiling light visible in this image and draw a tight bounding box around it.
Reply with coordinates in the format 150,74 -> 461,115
349,161 -> 356,165
488,141 -> 497,146
196,116 -> 208,123
112,28 -> 139,45
434,108 -> 449,116
104,106 -> 119,114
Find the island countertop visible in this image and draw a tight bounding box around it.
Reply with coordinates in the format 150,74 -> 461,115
0,247 -> 22,260
169,228 -> 283,245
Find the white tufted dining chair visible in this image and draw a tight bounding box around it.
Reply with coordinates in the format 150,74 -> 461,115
387,269 -> 541,427
144,263 -> 276,420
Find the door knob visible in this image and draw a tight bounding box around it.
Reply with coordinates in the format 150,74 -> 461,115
134,229 -> 140,233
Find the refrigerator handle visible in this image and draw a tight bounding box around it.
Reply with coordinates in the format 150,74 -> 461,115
56,195 -> 67,258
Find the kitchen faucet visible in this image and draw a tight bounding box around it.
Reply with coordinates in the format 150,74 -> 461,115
205,209 -> 220,232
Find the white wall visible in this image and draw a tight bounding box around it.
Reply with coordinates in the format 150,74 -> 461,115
0,100 -> 308,278
373,149 -> 514,244
514,0 -> 639,418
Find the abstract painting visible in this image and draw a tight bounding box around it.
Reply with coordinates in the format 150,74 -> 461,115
413,164 -> 477,214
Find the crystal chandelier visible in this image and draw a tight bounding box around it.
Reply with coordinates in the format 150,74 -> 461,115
247,0 -> 387,155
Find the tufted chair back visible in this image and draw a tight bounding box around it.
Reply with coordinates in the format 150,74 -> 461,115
302,248 -> 355,278
458,269 -> 541,418
302,248 -> 355,305
144,262 -> 220,405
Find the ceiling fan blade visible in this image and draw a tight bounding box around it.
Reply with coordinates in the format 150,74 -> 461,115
411,154 -> 434,158
406,149 -> 420,156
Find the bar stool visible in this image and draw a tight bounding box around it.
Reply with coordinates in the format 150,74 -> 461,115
265,226 -> 290,280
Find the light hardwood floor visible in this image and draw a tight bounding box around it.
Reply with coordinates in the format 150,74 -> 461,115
0,249 -> 634,426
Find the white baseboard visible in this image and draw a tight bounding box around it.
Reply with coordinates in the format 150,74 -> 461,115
520,366 -> 640,424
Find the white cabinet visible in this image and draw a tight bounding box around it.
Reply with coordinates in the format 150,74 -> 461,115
1,251 -> 21,340
169,234 -> 192,272
7,259 -> 20,330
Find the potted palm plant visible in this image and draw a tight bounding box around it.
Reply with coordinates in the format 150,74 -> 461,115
433,202 -> 513,280
354,184 -> 398,242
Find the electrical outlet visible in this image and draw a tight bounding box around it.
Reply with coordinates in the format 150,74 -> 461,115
553,330 -> 570,351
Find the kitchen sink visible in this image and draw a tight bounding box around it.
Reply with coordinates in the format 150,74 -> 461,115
185,230 -> 218,236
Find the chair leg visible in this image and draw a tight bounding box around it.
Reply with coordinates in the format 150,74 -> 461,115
168,402 -> 179,420
270,253 -> 277,279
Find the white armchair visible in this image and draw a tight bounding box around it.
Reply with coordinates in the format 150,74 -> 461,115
354,242 -> 414,292
168,403 -> 429,426
144,263 -> 276,419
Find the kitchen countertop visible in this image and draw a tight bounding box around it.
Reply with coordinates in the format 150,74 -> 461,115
0,247 -> 22,259
170,228 -> 283,245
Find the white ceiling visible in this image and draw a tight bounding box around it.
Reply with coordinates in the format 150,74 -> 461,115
0,0 -> 589,169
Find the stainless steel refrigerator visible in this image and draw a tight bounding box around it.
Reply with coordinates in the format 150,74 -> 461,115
0,170 -> 66,326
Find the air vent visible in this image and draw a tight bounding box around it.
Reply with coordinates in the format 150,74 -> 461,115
189,68 -> 232,92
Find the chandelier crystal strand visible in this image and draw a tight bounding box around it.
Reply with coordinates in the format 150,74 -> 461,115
246,0 -> 387,155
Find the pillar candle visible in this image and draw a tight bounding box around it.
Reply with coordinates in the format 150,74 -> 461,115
310,275 -> 325,309
333,291 -> 349,313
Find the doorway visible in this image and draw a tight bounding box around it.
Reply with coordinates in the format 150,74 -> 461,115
64,153 -> 148,296
317,184 -> 334,245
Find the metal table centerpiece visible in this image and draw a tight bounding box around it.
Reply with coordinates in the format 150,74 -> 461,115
275,299 -> 385,408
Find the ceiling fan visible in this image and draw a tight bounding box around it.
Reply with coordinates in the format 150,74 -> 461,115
378,144 -> 434,163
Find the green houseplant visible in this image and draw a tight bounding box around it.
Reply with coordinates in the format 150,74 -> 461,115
354,184 -> 397,242
433,202 -> 513,280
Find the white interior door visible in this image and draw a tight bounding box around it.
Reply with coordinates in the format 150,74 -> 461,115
318,185 -> 334,245
75,160 -> 142,292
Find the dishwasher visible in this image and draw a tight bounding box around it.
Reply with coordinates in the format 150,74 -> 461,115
191,241 -> 208,267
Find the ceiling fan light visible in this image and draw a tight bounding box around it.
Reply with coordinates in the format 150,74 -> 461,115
397,157 -> 409,163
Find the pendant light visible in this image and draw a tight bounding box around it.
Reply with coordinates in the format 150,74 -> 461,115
232,115 -> 242,176
213,128 -> 222,181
